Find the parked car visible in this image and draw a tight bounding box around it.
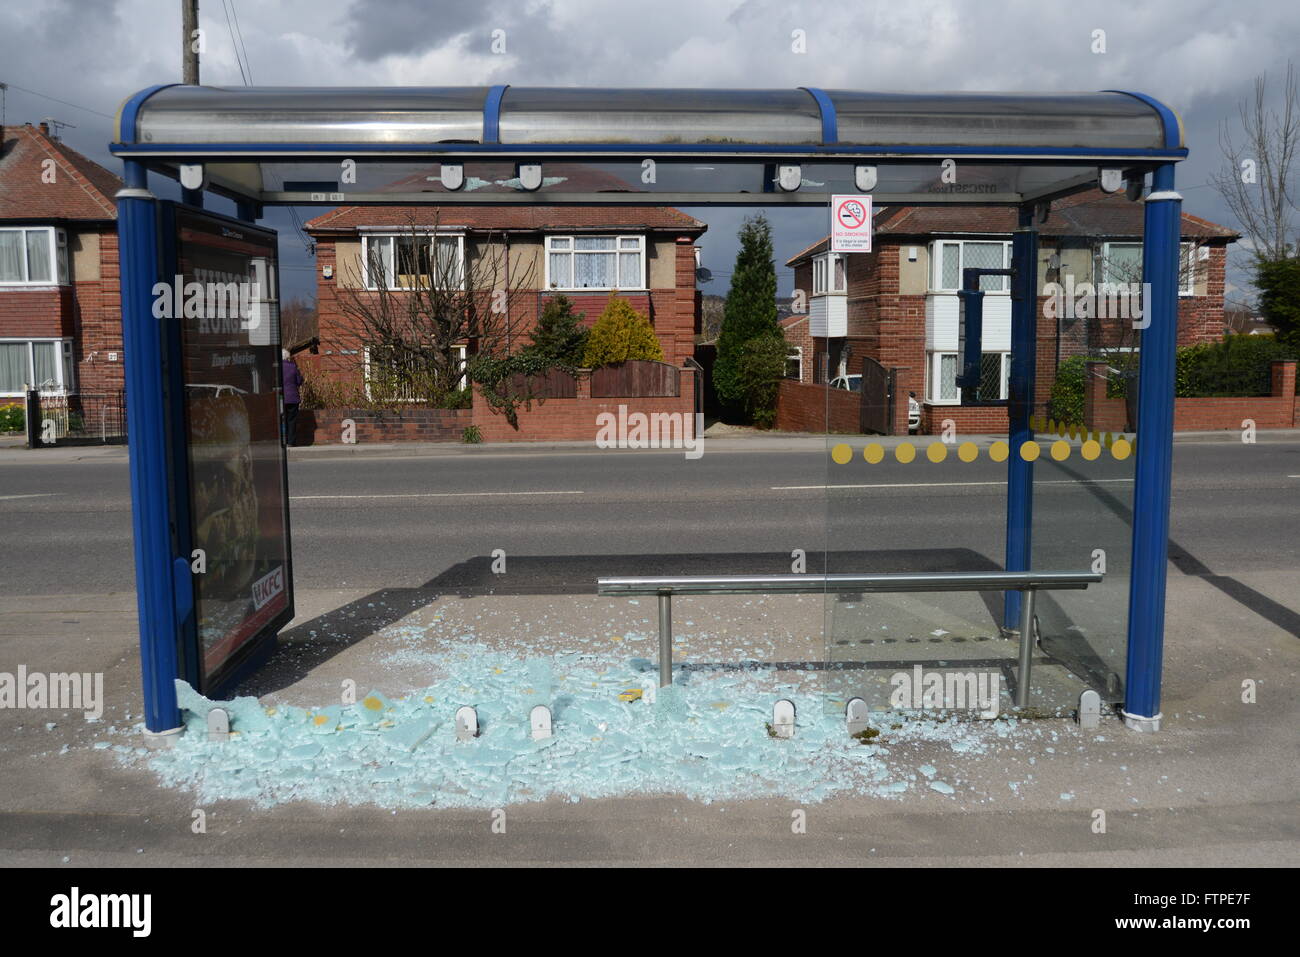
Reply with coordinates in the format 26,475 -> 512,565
828,374 -> 862,393
908,391 -> 921,433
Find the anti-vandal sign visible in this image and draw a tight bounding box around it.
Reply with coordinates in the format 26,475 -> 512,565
830,194 -> 873,253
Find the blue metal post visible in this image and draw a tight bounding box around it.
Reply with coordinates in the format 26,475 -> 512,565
117,161 -> 183,741
1004,208 -> 1038,628
1123,164 -> 1181,732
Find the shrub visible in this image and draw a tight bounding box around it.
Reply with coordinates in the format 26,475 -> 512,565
461,425 -> 483,444
732,334 -> 788,428
1176,334 -> 1296,397
1047,355 -> 1088,425
714,214 -> 780,414
581,296 -> 663,367
527,294 -> 589,366
1257,256 -> 1300,353
0,403 -> 24,433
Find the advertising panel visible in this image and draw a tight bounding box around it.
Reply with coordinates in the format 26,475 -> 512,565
170,206 -> 293,691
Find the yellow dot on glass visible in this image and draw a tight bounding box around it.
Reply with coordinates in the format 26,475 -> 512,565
1112,438 -> 1132,460
1051,440 -> 1070,461
896,442 -> 916,463
989,440 -> 1009,462
1081,439 -> 1101,460
863,442 -> 884,464
1020,440 -> 1041,461
831,443 -> 853,464
958,441 -> 979,462
927,442 -> 947,463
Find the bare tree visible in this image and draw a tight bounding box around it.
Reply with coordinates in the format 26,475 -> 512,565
280,297 -> 318,352
1211,61 -> 1299,264
333,213 -> 537,407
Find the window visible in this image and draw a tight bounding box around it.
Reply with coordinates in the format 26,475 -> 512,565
927,350 -> 1009,404
812,252 -> 846,295
931,239 -> 1012,292
1101,242 -> 1195,295
546,235 -> 644,290
361,233 -> 464,291
785,346 -> 803,380
1,339 -> 73,395
0,227 -> 67,285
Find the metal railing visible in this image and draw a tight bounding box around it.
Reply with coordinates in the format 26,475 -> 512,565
596,571 -> 1103,707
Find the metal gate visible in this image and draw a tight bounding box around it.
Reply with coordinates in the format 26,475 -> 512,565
859,356 -> 893,435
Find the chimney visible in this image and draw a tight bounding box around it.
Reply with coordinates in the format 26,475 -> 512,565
39,121 -> 49,136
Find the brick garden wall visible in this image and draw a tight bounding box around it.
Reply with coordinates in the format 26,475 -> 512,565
1083,359 -> 1297,432
297,407 -> 472,444
298,368 -> 696,445
774,379 -> 860,433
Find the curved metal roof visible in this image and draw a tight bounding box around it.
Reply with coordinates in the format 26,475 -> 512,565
113,85 -> 1184,159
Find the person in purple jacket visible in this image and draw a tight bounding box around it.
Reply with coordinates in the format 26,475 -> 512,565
281,348 -> 304,446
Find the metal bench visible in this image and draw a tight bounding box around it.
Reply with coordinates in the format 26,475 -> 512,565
596,570 -> 1103,707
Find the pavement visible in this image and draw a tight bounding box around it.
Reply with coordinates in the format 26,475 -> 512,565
0,431 -> 1297,865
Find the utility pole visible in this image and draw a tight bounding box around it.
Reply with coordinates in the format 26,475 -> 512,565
182,0 -> 200,85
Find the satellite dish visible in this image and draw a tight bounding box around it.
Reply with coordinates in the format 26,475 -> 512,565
696,267 -> 713,282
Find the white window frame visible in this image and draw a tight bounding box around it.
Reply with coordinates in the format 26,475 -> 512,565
544,234 -> 645,291
926,350 -> 1010,405
1100,241 -> 1196,296
930,239 -> 1013,293
0,337 -> 74,396
362,343 -> 467,402
360,232 -> 465,292
812,252 -> 846,295
0,226 -> 68,286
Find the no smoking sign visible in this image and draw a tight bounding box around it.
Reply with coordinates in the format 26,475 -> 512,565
831,194 -> 873,252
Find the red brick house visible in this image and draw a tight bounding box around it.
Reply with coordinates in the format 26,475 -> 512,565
0,123 -> 124,410
782,189 -> 1238,434
299,165 -> 706,442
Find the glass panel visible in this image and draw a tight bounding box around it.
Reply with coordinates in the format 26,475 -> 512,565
965,241 -> 1006,291
548,252 -> 571,288
395,236 -> 431,288
1103,243 -> 1142,285
32,341 -> 58,390
940,243 -> 959,290
25,231 -> 51,283
977,352 -> 1003,402
938,353 -> 958,401
618,252 -> 640,288
365,236 -> 391,289
434,236 -> 460,285
0,342 -> 29,391
0,232 -> 25,281
573,251 -> 615,287
574,236 -> 616,250
549,237 -> 571,249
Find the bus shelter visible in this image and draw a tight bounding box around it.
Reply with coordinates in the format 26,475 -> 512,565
109,85 -> 1188,739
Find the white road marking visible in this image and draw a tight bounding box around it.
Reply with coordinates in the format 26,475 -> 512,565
0,493 -> 59,500
291,490 -> 585,500
772,479 -> 1137,490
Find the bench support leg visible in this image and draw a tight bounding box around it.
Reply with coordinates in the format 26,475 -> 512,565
1015,587 -> 1036,708
658,592 -> 673,687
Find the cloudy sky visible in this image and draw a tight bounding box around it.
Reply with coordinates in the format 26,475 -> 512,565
2,0 -> 1296,303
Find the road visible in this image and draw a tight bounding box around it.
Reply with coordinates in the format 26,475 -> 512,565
1,439 -> 1297,597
